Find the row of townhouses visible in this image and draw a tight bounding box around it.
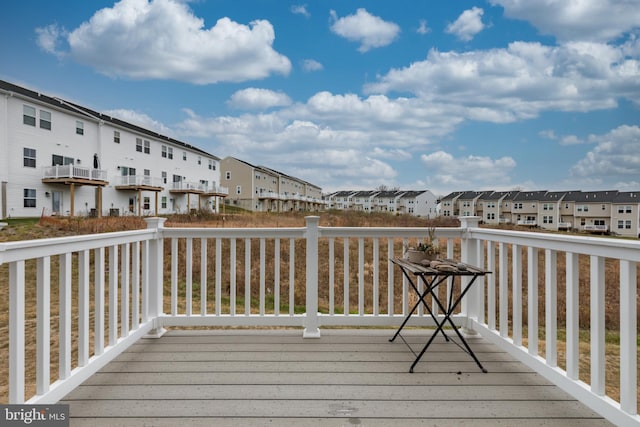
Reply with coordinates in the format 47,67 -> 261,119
325,190 -> 438,218
441,190 -> 640,238
0,80 -> 324,219
221,157 -> 324,212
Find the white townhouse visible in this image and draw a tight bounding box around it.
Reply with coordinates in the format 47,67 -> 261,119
397,190 -> 438,218
325,189 -> 437,217
0,80 -> 227,219
326,191 -> 355,210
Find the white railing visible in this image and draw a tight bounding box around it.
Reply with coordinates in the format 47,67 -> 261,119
171,181 -> 201,191
201,185 -> 229,195
583,224 -> 609,232
115,175 -> 164,187
0,217 -> 637,425
43,165 -> 108,181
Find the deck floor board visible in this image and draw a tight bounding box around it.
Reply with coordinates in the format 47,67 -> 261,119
61,329 -> 613,426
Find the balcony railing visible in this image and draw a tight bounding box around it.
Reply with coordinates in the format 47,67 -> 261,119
42,165 -> 108,181
583,224 -> 609,232
171,181 -> 202,192
201,184 -> 229,195
0,217 -> 638,425
115,175 -> 164,188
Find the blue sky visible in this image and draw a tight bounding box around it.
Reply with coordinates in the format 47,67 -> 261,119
1,0 -> 639,196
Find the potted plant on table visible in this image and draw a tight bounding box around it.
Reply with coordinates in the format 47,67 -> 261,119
405,227 -> 440,263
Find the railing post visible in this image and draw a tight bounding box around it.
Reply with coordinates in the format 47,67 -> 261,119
145,217 -> 167,338
303,216 -> 321,338
459,216 -> 481,336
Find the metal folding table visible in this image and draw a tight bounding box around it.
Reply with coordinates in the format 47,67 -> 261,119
390,257 -> 491,373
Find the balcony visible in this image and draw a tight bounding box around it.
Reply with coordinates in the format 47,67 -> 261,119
200,184 -> 229,197
169,181 -> 204,194
257,190 -> 280,200
114,175 -> 164,192
583,224 -> 609,233
0,217 -> 637,425
42,165 -> 108,186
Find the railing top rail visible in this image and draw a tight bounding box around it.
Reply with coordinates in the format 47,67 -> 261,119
319,226 -> 463,239
469,226 -> 640,261
0,229 -> 156,264
161,226 -> 307,239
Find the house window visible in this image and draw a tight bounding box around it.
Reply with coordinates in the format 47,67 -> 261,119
136,138 -> 143,152
144,140 -> 150,154
226,171 -> 231,180
161,196 -> 167,209
76,121 -> 84,135
162,171 -> 167,184
183,151 -> 187,161
143,197 -> 150,210
23,105 -> 36,126
52,155 -> 74,165
121,166 -> 136,176
236,185 -> 241,194
39,110 -> 51,130
114,131 -> 120,143
209,160 -> 215,170
144,169 -> 150,176
167,147 -> 173,159
23,188 -> 36,208
23,147 -> 36,168
198,156 -> 202,165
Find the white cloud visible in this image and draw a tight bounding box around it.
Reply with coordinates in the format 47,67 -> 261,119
227,88 -> 292,110
490,0 -> 640,43
37,0 -> 291,84
364,41 -> 640,121
445,7 -> 485,42
302,59 -> 323,72
35,24 -> 67,57
570,125 -> 640,181
417,19 -> 431,35
421,151 -> 517,190
291,4 -> 310,18
104,108 -> 174,136
329,8 -> 400,52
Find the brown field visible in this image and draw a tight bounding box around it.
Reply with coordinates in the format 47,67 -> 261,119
0,210 -> 637,406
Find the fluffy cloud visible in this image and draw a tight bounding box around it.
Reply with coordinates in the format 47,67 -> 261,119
570,125 -> 640,182
421,151 -> 517,189
37,0 -> 291,84
301,59 -> 323,72
227,88 -> 292,110
445,7 -> 486,42
365,41 -> 640,120
490,0 -> 640,43
329,8 -> 400,52
104,108 -> 174,136
291,4 -> 310,18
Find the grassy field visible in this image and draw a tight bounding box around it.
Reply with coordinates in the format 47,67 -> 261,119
0,210 -> 637,405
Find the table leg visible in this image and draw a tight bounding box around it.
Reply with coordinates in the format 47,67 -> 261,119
410,274 -> 487,373
390,274 -> 449,343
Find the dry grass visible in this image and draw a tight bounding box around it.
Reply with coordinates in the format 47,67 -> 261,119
0,211 -> 636,406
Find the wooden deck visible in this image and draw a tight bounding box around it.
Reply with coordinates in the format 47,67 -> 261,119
61,329 -> 613,426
